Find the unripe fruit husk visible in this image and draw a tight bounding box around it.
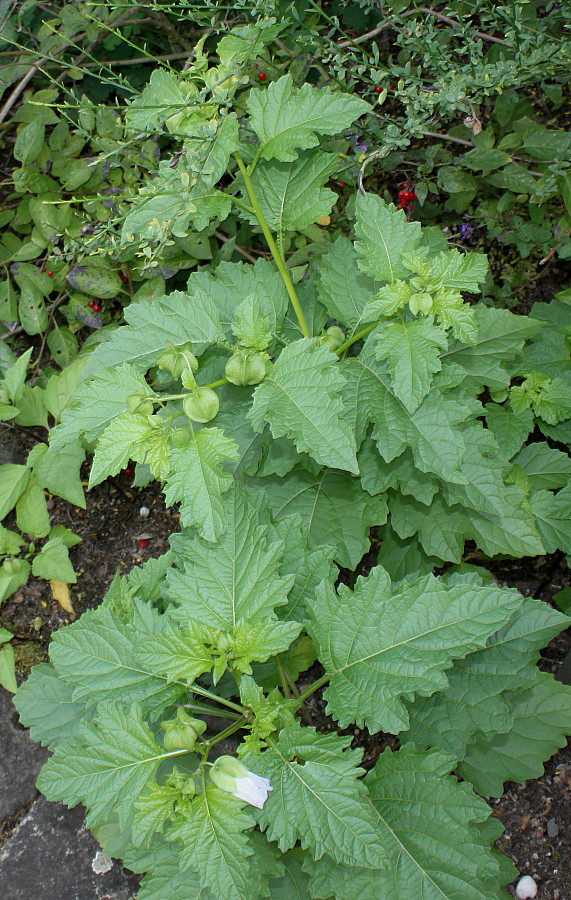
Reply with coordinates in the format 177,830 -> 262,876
183,387 -> 220,423
225,350 -> 268,385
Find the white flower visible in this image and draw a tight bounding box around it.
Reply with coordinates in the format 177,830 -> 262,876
516,876 -> 538,900
210,755 -> 273,809
233,772 -> 273,809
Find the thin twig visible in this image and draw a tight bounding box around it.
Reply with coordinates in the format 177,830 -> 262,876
337,8 -> 417,48
420,129 -> 474,147
214,230 -> 259,264
418,6 -> 513,46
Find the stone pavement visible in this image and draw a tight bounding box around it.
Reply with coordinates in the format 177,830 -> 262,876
0,689 -> 140,900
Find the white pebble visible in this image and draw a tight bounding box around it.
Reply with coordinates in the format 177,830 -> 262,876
516,875 -> 538,899
92,851 -> 113,874
139,506 -> 150,518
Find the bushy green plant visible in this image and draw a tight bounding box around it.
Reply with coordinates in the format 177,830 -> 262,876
13,56 -> 571,900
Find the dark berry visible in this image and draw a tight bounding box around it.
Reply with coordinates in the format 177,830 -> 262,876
258,72 -> 267,81
338,182 -> 346,187
119,270 -> 129,284
125,466 -> 133,476
40,266 -> 46,272
374,86 -> 382,93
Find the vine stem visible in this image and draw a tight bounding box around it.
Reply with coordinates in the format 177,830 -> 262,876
233,153 -> 311,339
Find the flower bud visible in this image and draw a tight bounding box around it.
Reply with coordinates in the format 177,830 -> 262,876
126,394 -> 154,416
161,709 -> 207,753
183,387 -> 220,423
225,350 -> 268,386
157,342 -> 198,379
166,768 -> 197,796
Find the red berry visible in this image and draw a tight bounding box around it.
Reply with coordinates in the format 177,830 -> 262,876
138,539 -> 148,548
87,300 -> 95,309
47,271 -> 54,277
338,181 -> 346,187
125,467 -> 133,476
258,72 -> 267,81
92,304 -> 101,312
396,202 -> 406,210
374,85 -> 382,93
40,266 -> 46,272
119,270 -> 129,284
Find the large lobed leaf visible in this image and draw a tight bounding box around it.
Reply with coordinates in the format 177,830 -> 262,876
247,74 -> 370,162
249,339 -> 359,474
307,566 -> 521,733
249,724 -> 386,869
354,193 -> 421,283
306,746 -> 511,900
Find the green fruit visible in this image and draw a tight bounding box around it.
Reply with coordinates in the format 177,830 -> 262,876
161,710 -> 206,753
408,292 -> 433,315
183,387 -> 220,423
157,342 -> 198,379
126,393 -> 154,416
225,350 -> 268,386
317,326 -> 345,352
170,428 -> 191,448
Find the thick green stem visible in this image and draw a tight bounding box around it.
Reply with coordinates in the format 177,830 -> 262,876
190,684 -> 245,715
336,320 -> 382,356
233,153 -> 311,339
297,674 -> 330,703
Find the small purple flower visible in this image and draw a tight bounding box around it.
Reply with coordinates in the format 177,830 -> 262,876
354,135 -> 369,152
459,223 -> 473,240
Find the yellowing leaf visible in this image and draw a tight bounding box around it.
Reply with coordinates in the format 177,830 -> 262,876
50,579 -> 75,614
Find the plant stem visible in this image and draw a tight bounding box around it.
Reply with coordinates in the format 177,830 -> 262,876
233,153 -> 311,339
204,717 -> 247,752
297,674 -> 330,703
190,684 -> 245,715
336,320 -> 382,355
182,702 -> 243,721
276,658 -> 292,699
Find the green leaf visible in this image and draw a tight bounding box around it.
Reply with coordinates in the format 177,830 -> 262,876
341,351 -> 469,483
85,290 -> 223,376
0,643 -> 17,693
13,384 -> 48,428
16,473 -> 50,537
18,282 -> 48,335
167,487 -> 295,630
249,339 -> 358,474
48,600 -> 183,708
14,119 -> 45,164
376,524 -> 442,580
460,673 -> 571,797
0,559 -> 31,604
485,403 -> 533,460
126,69 -> 193,133
307,566 -> 521,733
14,663 -> 92,747
307,746 -> 504,900
0,463 -> 30,519
47,324 -> 78,369
273,515 -> 336,621
247,74 -> 370,162
268,850 -> 314,900
354,194 -> 421,283
189,259 -> 289,338
404,593 -> 569,758
37,701 -> 170,830
317,235 -> 377,335
168,786 -> 255,900
0,523 -> 24,555
529,484 -> 571,553
163,427 -> 238,541
89,411 -> 158,488
243,153 -> 337,234
2,346 -> 32,402
138,853 -> 214,900
48,364 -> 153,453
31,536 -> 76,582
67,263 -> 122,299
442,305 -> 541,392
374,318 -> 448,412
43,357 -> 88,421
513,441 -> 571,490
260,467 -> 386,569
32,440 -> 86,507
250,723 -> 387,868
137,622 -> 216,685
